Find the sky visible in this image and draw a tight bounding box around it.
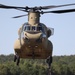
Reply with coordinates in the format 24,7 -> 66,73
0,0 -> 75,56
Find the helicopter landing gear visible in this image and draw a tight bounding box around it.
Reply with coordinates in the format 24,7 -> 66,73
46,56 -> 52,75
47,68 -> 52,75
32,51 -> 35,59
14,53 -> 20,66
14,55 -> 17,62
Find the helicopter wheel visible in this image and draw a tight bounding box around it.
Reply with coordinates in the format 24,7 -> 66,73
46,56 -> 52,75
14,54 -> 20,66
46,56 -> 52,68
14,55 -> 17,62
47,68 -> 52,75
16,56 -> 20,66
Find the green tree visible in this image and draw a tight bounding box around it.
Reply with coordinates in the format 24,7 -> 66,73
0,64 -> 10,75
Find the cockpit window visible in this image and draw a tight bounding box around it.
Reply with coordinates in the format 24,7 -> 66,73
32,26 -> 36,31
37,26 -> 42,31
24,25 -> 42,31
24,26 -> 30,31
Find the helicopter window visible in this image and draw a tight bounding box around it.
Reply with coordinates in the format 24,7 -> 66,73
32,26 -> 36,31
24,26 -> 30,31
37,26 -> 42,31
24,25 -> 42,31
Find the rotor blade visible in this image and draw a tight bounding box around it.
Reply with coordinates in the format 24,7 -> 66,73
40,3 -> 75,10
42,9 -> 75,14
0,4 -> 29,12
0,4 -> 25,9
12,14 -> 28,18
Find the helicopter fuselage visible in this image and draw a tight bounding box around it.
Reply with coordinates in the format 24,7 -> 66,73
14,23 -> 53,59
14,11 -> 53,59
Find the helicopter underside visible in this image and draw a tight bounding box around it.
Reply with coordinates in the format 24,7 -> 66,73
14,38 -> 53,59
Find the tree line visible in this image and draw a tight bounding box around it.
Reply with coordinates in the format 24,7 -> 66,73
0,54 -> 75,75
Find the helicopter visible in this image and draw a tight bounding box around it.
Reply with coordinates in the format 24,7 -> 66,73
0,3 -> 75,68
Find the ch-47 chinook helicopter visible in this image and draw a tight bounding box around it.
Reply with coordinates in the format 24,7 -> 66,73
0,3 -> 75,67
